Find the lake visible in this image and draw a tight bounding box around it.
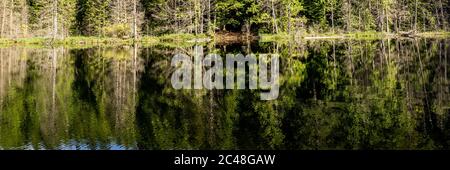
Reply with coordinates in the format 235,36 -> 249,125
0,38 -> 449,150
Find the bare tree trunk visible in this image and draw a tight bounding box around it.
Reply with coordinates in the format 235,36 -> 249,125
385,8 -> 389,34
438,0 -> 445,30
331,2 -> 334,34
133,0 -> 137,40
9,0 -> 13,38
414,0 -> 417,32
117,0 -> 122,23
0,0 -> 6,38
396,14 -> 399,33
208,0 -> 211,33
200,0 -> 203,34
288,2 -> 291,34
435,3 -> 440,30
423,10 -> 426,31
20,0 -> 27,37
174,0 -> 178,32
122,1 -> 127,23
53,0 -> 58,39
271,0 -> 278,34
347,0 -> 351,32
193,1 -> 198,35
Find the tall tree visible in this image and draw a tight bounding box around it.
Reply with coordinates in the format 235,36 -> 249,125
52,0 -> 58,39
78,0 -> 111,36
133,0 -> 137,39
0,0 -> 7,38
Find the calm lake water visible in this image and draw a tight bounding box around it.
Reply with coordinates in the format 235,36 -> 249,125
0,38 -> 449,150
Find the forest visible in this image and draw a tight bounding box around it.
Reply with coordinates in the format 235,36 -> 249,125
0,0 -> 449,41
0,0 -> 449,152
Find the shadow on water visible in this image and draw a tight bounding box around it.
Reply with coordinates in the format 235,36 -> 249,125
72,49 -> 99,105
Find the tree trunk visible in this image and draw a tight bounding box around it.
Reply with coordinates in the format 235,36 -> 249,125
347,0 -> 351,32
331,3 -> 334,34
242,21 -> 250,36
414,0 -> 417,32
0,0 -> 6,38
208,0 -> 211,33
194,1 -> 198,35
174,0 -> 178,32
200,0 -> 204,34
9,0 -> 13,38
438,0 -> 445,30
435,3 -> 440,30
423,10 -> 426,31
53,0 -> 58,39
368,0 -> 372,30
133,0 -> 137,40
395,13 -> 399,33
288,2 -> 291,34
20,0 -> 27,37
271,0 -> 278,34
386,8 -> 389,34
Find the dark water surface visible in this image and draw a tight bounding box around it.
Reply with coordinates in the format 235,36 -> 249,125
0,39 -> 449,150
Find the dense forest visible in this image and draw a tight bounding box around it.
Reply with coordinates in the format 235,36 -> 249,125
0,0 -> 449,39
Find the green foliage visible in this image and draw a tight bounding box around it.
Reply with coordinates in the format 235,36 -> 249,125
303,0 -> 327,26
260,33 -> 292,42
102,24 -> 131,38
0,0 -> 447,38
1,38 -> 450,149
78,0 -> 111,36
59,0 -> 78,35
27,0 -> 46,29
215,0 -> 260,31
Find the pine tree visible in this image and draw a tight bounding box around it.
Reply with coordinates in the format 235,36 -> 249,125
78,0 -> 111,36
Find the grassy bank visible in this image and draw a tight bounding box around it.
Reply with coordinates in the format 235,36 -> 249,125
260,31 -> 450,42
416,32 -> 450,38
0,33 -> 210,47
1,31 -> 449,47
0,36 -> 157,46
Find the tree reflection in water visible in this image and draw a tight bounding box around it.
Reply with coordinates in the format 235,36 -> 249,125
0,39 -> 448,150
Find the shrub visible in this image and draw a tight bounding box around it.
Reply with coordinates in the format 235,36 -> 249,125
102,24 -> 131,38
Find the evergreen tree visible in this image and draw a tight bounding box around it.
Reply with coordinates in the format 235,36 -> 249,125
77,0 -> 111,36
0,0 -> 448,37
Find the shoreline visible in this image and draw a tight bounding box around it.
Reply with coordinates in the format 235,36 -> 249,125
260,31 -> 450,42
0,31 -> 449,47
